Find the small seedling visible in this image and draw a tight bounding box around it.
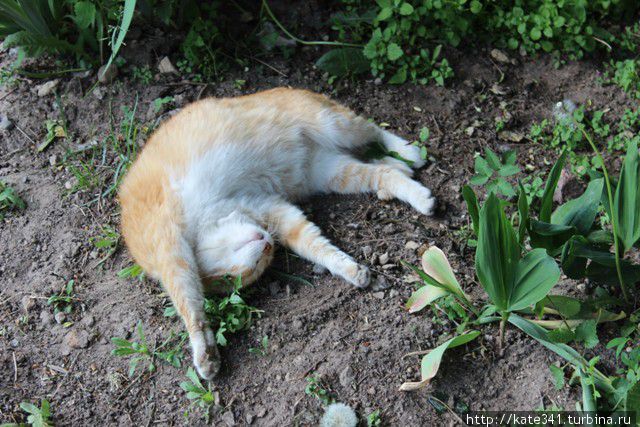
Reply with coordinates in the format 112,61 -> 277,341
248,335 -> 269,356
470,147 -> 520,197
0,181 -> 25,220
111,322 -> 186,376
180,367 -> 216,419
367,409 -> 382,427
132,65 -> 153,84
111,321 -> 155,376
153,96 -> 174,113
91,224 -> 120,264
305,375 -> 333,405
234,79 -> 246,89
19,399 -> 52,427
117,263 -> 145,281
38,119 -> 66,152
47,280 -> 75,315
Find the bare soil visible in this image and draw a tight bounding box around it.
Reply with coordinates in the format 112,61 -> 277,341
0,23 -> 635,427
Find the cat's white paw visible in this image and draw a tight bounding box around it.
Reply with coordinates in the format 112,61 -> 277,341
350,265 -> 371,289
413,194 -> 437,216
191,328 -> 221,380
383,132 -> 426,169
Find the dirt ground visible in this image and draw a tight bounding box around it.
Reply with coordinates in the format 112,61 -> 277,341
0,20 -> 635,427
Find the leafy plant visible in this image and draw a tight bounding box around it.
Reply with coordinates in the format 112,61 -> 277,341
470,148 -> 520,198
18,399 -> 52,427
111,321 -> 186,376
1,0 -> 136,66
607,59 -> 640,99
0,181 -> 25,220
367,409 -> 382,427
47,279 -> 75,315
132,65 -> 153,84
203,276 -> 263,346
91,224 -> 120,264
117,263 -> 145,280
180,367 -> 216,417
305,375 -> 333,405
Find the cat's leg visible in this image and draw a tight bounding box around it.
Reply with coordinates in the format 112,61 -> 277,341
314,152 -> 436,215
157,237 -> 220,380
310,106 -> 426,168
265,200 -> 370,288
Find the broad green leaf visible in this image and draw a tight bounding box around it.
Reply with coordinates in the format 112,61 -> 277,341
540,295 -> 582,318
474,155 -> 492,177
421,246 -> 468,301
614,139 -> 640,252
462,185 -> 479,235
399,3 -> 414,15
549,365 -> 565,390
469,174 -> 489,185
575,319 -> 598,349
508,248 -> 560,311
540,150 -> 567,223
386,43 -> 403,61
406,285 -> 448,313
315,48 -> 369,77
509,314 -> 585,366
547,327 -> 575,343
484,147 -> 502,170
399,331 -> 480,391
377,7 -> 393,21
498,165 -> 520,177
529,220 -> 575,253
552,178 -> 603,234
73,1 -> 96,29
470,0 -> 482,14
476,193 -> 520,311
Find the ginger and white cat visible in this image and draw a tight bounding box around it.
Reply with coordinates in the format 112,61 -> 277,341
119,88 -> 436,379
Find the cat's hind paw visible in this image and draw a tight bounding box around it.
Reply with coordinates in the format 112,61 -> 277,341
350,265 -> 371,289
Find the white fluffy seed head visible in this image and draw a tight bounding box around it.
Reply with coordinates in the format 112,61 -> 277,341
319,403 -> 358,427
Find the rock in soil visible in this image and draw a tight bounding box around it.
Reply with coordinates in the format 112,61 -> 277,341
0,115 -> 14,130
35,79 -> 59,97
63,329 -> 90,349
98,63 -> 118,84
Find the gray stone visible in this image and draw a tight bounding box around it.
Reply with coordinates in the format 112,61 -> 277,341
158,56 -> 178,74
98,63 -> 118,84
54,312 -> 66,324
63,329 -> 89,349
36,79 -> 59,97
0,115 -> 14,130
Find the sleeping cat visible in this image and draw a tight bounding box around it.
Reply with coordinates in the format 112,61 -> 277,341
119,88 -> 436,379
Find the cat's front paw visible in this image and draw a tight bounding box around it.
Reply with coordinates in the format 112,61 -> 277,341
411,187 -> 437,216
191,328 -> 221,380
383,132 -> 426,169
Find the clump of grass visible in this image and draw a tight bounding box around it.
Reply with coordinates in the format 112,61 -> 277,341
47,279 -> 75,316
111,321 -> 187,376
0,181 -> 26,220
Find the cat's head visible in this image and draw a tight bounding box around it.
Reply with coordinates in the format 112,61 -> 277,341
196,211 -> 274,286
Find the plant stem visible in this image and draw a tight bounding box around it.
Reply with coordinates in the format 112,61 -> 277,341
578,127 -> 629,302
261,0 -> 363,48
498,313 -> 507,356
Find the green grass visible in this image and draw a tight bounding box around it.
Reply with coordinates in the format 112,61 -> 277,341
0,181 -> 25,220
